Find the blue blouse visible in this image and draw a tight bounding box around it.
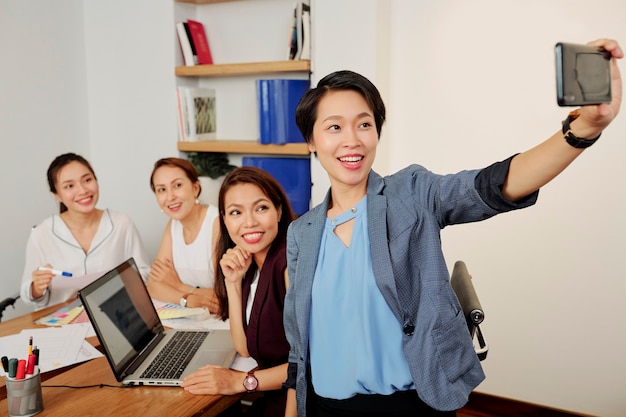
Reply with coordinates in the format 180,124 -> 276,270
309,196 -> 414,399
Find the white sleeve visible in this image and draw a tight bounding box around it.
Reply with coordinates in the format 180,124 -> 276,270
20,227 -> 51,309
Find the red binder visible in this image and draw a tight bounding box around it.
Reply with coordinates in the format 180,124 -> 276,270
187,19 -> 213,65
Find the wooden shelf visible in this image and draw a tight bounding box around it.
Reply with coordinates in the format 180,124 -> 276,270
175,0 -> 238,4
178,140 -> 310,156
175,60 -> 310,77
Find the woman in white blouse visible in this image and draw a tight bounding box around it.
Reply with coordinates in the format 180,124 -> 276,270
20,153 -> 150,310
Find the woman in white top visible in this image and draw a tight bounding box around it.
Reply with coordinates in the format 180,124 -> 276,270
20,153 -> 150,310
149,157 -> 220,313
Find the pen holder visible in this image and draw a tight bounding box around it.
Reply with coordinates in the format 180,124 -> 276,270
5,370 -> 44,417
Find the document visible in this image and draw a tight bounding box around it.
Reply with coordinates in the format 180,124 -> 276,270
0,325 -> 102,376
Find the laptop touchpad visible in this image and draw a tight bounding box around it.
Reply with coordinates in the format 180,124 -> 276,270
196,350 -> 233,368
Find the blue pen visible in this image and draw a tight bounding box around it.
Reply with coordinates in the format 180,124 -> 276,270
37,266 -> 73,277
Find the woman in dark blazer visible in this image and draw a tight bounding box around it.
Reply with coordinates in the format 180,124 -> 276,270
182,166 -> 294,417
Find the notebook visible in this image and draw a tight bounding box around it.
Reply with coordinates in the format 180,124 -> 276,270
78,257 -> 235,386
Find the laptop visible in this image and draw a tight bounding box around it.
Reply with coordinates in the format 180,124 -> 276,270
78,257 -> 235,386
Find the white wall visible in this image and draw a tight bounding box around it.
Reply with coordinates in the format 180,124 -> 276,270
310,0 -> 392,203
1,0 -> 625,415
0,0 -> 90,318
82,0 -> 174,256
386,1 -> 625,416
313,0 -> 626,416
0,0 -> 174,319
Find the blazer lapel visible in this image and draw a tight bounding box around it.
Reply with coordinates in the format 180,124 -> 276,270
294,197 -> 328,338
367,172 -> 402,321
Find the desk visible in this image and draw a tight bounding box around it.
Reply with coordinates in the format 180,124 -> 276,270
0,300 -> 242,416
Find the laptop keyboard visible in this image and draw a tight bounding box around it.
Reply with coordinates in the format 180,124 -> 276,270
140,331 -> 208,380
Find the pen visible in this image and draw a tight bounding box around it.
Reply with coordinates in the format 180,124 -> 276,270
1,356 -> 8,372
28,335 -> 33,356
37,266 -> 73,277
32,346 -> 40,374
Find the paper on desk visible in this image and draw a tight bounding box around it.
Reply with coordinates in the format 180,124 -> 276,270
21,325 -> 102,372
64,321 -> 97,341
0,324 -> 102,377
161,315 -> 230,330
156,303 -> 211,320
50,271 -> 103,293
152,299 -> 230,330
41,272 -> 103,308
35,298 -> 85,326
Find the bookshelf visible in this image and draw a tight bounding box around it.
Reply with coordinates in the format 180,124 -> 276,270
175,60 -> 310,77
177,140 -> 310,155
174,1 -> 311,157
175,0 -> 238,4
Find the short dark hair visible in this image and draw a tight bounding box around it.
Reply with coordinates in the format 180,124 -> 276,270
295,70 -> 386,144
150,157 -> 201,197
213,166 -> 295,320
47,153 -> 97,214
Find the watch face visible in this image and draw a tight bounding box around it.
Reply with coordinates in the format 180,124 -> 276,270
243,374 -> 258,391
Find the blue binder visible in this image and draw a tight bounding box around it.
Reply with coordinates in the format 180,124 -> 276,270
242,156 -> 311,216
256,79 -> 309,144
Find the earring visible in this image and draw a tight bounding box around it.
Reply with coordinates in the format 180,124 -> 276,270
160,208 -> 164,213
195,198 -> 200,204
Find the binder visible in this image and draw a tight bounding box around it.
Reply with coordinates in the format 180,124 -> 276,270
256,79 -> 309,145
242,156 -> 311,216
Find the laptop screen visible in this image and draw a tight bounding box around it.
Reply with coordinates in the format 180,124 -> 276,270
79,258 -> 162,378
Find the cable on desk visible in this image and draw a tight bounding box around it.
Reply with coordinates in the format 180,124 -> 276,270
42,384 -> 139,389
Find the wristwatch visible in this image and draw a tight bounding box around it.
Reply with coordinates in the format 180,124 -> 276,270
562,110 -> 601,149
180,286 -> 199,307
180,293 -> 190,307
243,370 -> 258,393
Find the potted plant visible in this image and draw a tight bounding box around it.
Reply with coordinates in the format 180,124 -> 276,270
187,152 -> 236,206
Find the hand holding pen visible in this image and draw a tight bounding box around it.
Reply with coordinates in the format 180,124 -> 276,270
37,266 -> 72,277
31,264 -> 72,299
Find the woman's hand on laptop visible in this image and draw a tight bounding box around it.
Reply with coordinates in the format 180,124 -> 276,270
181,365 -> 245,395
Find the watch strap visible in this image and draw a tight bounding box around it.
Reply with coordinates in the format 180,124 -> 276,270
243,370 -> 258,392
562,111 -> 601,149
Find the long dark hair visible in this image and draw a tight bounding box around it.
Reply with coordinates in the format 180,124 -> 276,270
213,166 -> 294,320
47,153 -> 97,214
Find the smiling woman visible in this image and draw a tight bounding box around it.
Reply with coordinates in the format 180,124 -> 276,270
283,61 -> 623,416
181,166 -> 295,416
19,153 -> 150,311
147,157 -> 221,313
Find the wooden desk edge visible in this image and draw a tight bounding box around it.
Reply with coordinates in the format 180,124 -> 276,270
0,300 -> 244,416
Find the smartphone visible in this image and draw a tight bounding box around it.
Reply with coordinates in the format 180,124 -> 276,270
555,42 -> 611,106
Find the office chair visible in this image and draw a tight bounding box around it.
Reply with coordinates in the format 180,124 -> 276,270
0,295 -> 20,322
450,261 -> 488,361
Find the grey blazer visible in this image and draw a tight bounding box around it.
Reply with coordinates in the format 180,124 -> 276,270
284,163 -> 537,414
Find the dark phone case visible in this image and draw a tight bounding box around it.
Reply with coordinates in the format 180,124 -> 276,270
555,42 -> 611,107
